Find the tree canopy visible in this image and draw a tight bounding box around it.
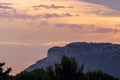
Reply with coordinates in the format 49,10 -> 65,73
14,55 -> 119,80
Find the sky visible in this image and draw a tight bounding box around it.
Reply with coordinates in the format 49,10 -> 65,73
0,0 -> 120,75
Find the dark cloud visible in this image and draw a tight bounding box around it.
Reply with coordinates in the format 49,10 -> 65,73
80,0 -> 120,11
77,0 -> 120,16
62,13 -> 72,17
44,13 -> 73,18
92,27 -> 120,33
91,9 -> 120,17
41,13 -> 73,19
0,12 -> 34,20
0,2 -> 14,10
0,5 -> 13,10
0,12 -> 73,20
0,2 -> 16,13
79,5 -> 120,17
43,13 -> 61,18
0,3 -> 74,20
0,3 -> 12,5
55,23 -> 92,33
33,4 -> 73,10
55,23 -> 120,33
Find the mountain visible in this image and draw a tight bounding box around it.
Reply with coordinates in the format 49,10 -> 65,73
25,42 -> 120,78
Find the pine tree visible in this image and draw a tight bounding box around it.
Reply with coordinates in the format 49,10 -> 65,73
54,55 -> 79,80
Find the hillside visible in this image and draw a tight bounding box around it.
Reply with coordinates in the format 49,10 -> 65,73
25,42 -> 120,78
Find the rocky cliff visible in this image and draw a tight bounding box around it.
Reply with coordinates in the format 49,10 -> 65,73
25,42 -> 120,77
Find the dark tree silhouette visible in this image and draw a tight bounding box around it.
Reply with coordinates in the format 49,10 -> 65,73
0,62 -> 12,80
14,55 -> 119,80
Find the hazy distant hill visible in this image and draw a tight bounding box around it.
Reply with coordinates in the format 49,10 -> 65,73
25,42 -> 120,77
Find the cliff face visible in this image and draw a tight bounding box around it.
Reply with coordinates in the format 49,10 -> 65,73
25,42 -> 120,77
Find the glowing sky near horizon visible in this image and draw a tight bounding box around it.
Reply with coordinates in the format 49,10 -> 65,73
0,0 -> 120,75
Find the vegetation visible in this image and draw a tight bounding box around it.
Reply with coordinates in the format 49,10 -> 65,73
14,55 -> 119,80
0,56 -> 119,80
0,62 -> 13,80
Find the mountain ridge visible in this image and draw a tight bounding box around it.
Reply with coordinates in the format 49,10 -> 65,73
25,42 -> 120,78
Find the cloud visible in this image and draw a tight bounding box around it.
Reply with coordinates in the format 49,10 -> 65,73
0,12 -> 73,20
87,8 -> 120,17
0,2 -> 16,13
0,41 -> 33,46
33,4 -> 73,10
0,41 -> 70,47
0,41 -> 51,46
0,3 -> 12,5
43,13 -> 61,18
0,5 -> 13,10
41,41 -> 70,46
62,13 -> 72,17
0,3 -> 74,20
0,2 -> 13,9
55,23 -> 93,33
92,27 -> 120,33
55,23 -> 120,33
0,12 -> 35,20
43,13 -> 73,18
80,0 -> 120,11
70,0 -> 120,17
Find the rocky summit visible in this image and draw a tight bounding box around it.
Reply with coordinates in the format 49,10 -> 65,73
25,42 -> 120,77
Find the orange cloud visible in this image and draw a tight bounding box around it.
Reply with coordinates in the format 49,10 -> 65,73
41,41 -> 70,46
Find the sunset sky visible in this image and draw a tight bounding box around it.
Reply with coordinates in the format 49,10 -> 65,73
0,0 -> 120,75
